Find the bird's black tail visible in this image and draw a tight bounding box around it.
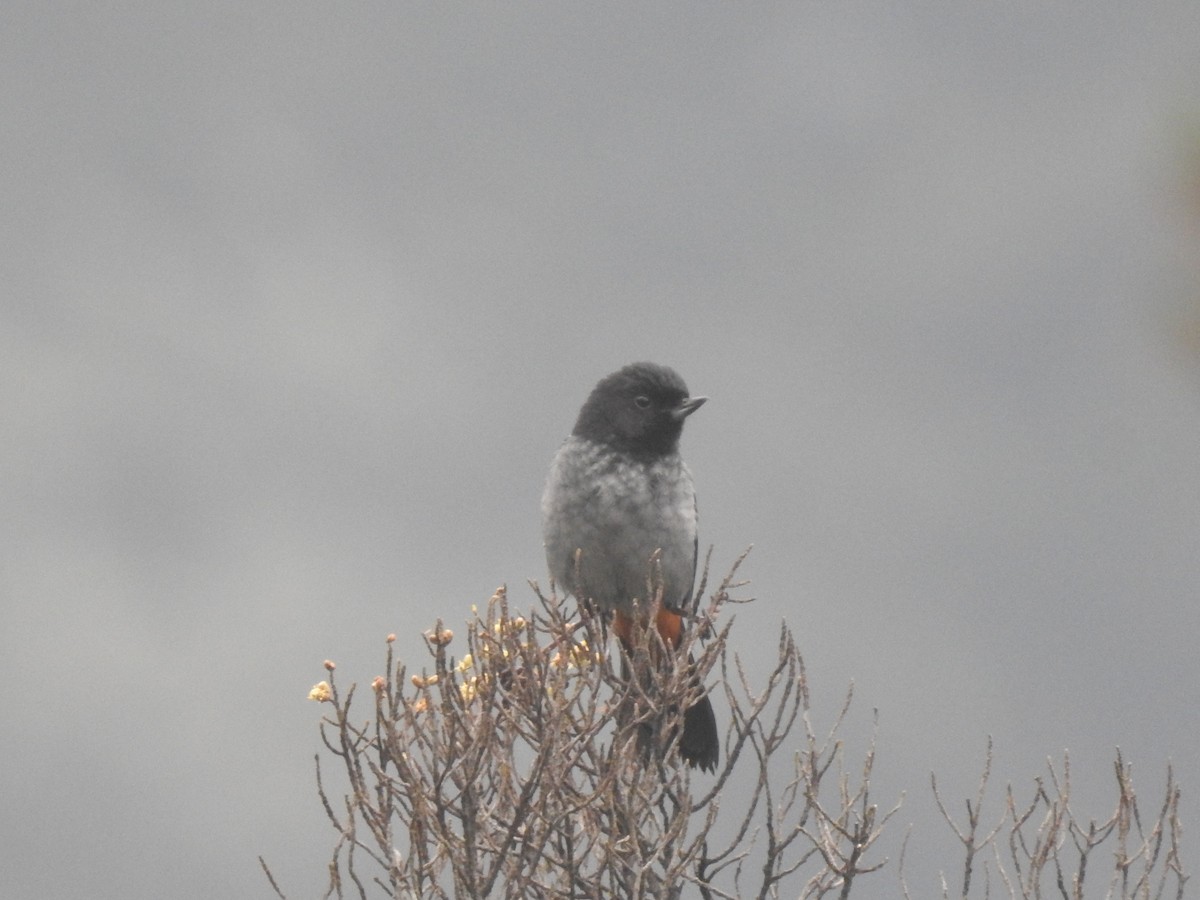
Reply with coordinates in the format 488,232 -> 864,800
679,679 -> 719,773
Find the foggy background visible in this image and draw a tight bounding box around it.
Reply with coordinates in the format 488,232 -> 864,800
3,4 -> 1198,897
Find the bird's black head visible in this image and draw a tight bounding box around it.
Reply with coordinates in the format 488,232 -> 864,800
572,362 -> 706,457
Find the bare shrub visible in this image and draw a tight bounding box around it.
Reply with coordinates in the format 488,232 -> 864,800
260,555 -> 1186,899
915,738 -> 1187,900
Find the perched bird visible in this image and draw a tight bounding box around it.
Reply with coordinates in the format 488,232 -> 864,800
541,362 -> 719,772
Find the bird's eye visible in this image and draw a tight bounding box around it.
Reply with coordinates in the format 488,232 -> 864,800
634,395 -> 651,409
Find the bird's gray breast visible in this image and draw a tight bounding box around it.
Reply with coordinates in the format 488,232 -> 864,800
541,437 -> 698,614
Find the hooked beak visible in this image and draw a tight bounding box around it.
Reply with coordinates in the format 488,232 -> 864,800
671,395 -> 707,421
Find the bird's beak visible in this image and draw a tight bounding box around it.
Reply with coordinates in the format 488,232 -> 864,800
672,396 -> 707,421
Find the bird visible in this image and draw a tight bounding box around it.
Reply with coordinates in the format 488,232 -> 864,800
541,361 -> 719,772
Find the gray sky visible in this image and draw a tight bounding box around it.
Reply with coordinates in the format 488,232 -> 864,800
3,3 -> 1199,897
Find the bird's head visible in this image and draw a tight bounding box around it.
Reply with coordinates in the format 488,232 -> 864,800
572,362 -> 706,456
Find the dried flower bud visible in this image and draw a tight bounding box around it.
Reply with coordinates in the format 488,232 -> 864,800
308,681 -> 332,703
551,641 -> 601,670
426,627 -> 454,646
323,659 -> 336,671
459,678 -> 479,703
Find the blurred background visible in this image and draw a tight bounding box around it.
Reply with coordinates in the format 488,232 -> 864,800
2,3 -> 1198,897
